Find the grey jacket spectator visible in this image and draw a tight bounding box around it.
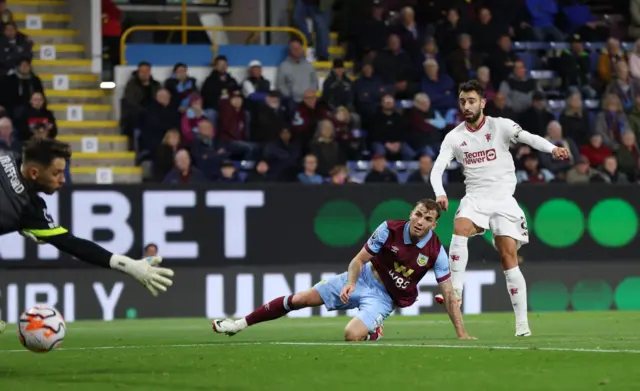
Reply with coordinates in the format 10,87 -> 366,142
566,155 -> 600,184
277,40 -> 318,103
498,60 -> 540,114
594,93 -> 632,149
538,121 -> 580,175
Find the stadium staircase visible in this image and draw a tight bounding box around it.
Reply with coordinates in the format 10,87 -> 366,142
9,0 -> 140,184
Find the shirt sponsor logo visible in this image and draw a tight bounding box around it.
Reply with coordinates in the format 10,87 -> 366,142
463,148 -> 497,165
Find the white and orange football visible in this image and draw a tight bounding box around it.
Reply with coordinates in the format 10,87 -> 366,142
17,305 -> 66,353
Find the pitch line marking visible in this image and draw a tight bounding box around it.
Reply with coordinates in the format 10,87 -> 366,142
1,341 -> 639,354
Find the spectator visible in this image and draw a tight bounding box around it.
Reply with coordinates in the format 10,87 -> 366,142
512,143 -> 534,170
415,36 -> 445,74
217,90 -> 256,160
0,22 -> 32,76
560,34 -> 597,99
0,0 -> 13,28
560,1 -> 608,41
489,34 -> 518,88
594,93 -> 631,149
471,6 -> 509,54
101,0 -> 122,75
190,119 -> 227,181
392,6 -> 426,61
292,0 -> 331,61
332,106 -> 364,160
351,0 -> 388,60
218,160 -> 243,183
628,95 -> 640,138
322,59 -> 354,110
354,62 -> 385,117
139,88 -> 181,156
373,34 -> 415,86
447,33 -> 485,86
392,72 -> 420,101
615,131 -> 640,181
277,40 -> 318,106
201,55 -> 239,110
297,153 -> 324,184
605,61 -> 640,112
291,89 -> 328,148
516,154 -> 554,183
484,91 -> 517,120
1,58 -> 43,118
16,92 -> 56,142
164,63 -> 198,113
596,155 -> 629,184
163,149 -> 208,184
251,90 -> 288,144
310,119 -> 345,176
369,94 -> 414,160
122,61 -> 161,137
519,91 -> 554,136
406,155 -> 442,184
329,164 -> 355,184
246,160 -> 276,182
566,155 -> 599,184
144,243 -> 158,257
597,38 -> 627,87
628,39 -> 640,79
0,116 -> 19,160
180,93 -> 209,145
365,154 -> 398,183
499,59 -> 540,114
405,93 -> 445,158
435,8 -> 467,56
525,0 -> 564,42
153,129 -> 181,182
580,133 -> 612,168
538,120 -> 579,176
559,91 -> 591,145
476,66 -> 496,101
241,60 -> 272,102
264,128 -> 302,181
420,59 -> 456,110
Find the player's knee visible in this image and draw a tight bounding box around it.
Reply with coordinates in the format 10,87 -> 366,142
453,219 -> 476,237
291,288 -> 323,308
344,327 -> 367,341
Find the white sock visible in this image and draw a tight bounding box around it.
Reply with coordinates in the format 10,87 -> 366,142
504,266 -> 528,324
449,235 -> 469,298
236,318 -> 248,330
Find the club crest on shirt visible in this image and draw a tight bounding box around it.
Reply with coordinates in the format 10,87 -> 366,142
417,254 -> 429,266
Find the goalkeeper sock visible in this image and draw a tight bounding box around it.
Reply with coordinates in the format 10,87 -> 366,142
504,266 -> 528,324
243,295 -> 295,328
449,235 -> 469,298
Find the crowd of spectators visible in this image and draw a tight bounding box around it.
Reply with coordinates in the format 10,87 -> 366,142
122,0 -> 640,186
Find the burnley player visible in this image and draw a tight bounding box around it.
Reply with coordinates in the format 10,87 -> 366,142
430,80 -> 569,337
212,199 -> 475,341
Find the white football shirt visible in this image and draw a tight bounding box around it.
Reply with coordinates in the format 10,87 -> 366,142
432,116 -> 524,198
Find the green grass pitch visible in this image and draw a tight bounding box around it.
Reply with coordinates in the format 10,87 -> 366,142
1,312 -> 639,390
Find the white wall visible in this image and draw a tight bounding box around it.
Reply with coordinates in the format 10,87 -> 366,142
113,65 -> 328,120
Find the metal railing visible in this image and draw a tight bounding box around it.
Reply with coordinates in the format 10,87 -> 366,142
119,25 -> 308,65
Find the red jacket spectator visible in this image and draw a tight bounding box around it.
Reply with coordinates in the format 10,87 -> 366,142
102,0 -> 122,37
217,91 -> 249,142
580,134 -> 612,167
291,91 -> 329,147
180,93 -> 208,145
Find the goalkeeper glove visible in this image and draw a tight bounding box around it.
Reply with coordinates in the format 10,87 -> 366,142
20,230 -> 45,244
109,255 -> 175,297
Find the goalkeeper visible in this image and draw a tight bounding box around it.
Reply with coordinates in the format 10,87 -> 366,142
0,138 -> 175,333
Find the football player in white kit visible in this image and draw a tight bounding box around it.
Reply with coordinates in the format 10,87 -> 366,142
430,80 -> 569,337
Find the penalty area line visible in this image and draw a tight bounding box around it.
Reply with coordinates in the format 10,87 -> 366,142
1,341 -> 639,354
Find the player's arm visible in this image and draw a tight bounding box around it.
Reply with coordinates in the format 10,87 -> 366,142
340,222 -> 389,303
434,245 -> 476,340
20,199 -> 174,297
506,120 -> 569,159
430,138 -> 455,210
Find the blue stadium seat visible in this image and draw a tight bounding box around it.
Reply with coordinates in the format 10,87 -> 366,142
529,70 -> 557,80
589,53 -> 599,74
517,52 -> 541,70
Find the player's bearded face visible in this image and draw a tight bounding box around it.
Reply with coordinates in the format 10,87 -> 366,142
31,159 -> 66,194
459,92 -> 485,124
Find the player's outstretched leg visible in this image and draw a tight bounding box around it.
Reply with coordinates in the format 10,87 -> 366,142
212,288 -> 324,336
495,236 -> 531,337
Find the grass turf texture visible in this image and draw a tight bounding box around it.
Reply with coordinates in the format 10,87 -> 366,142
0,312 -> 639,391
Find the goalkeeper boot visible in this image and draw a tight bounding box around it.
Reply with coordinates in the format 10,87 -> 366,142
212,319 -> 242,337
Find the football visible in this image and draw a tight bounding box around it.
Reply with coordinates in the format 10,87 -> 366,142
17,305 -> 66,353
